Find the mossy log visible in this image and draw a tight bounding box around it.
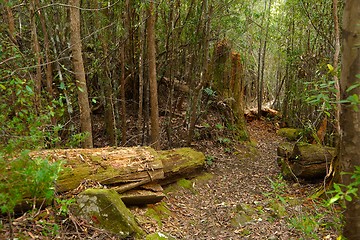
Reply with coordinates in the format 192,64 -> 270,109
276,128 -> 302,141
277,142 -> 294,158
30,147 -> 205,193
290,143 -> 335,165
277,142 -> 336,180
159,148 -> 206,184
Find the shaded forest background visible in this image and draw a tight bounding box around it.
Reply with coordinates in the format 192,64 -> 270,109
0,0 -> 343,151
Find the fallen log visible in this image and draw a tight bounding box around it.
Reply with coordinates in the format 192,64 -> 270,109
30,147 -> 205,193
290,143 -> 335,165
277,142 -> 335,180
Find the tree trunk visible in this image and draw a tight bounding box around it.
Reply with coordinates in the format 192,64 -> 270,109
120,43 -> 127,146
30,0 -> 42,114
340,0 -> 360,238
147,0 -> 160,149
187,0 -> 210,146
69,0 -> 93,148
4,0 -> 18,46
231,52 -> 248,140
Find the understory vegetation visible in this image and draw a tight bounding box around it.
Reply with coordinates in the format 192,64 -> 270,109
1,0 -> 359,239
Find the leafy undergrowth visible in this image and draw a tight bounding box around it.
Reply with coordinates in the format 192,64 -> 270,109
0,119 -> 342,239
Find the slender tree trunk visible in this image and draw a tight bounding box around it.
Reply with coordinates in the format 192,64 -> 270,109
4,0 -> 18,46
30,0 -> 42,114
120,43 -> 127,146
138,9 -> 145,143
35,0 -> 56,125
69,0 -> 93,148
340,0 -> 360,238
257,0 -> 272,117
147,0 -> 160,149
332,0 -> 341,137
187,0 -> 210,146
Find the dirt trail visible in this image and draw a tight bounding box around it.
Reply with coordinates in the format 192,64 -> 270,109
134,120 -> 304,239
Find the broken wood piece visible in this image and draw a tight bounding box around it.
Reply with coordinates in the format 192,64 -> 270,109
120,189 -> 165,205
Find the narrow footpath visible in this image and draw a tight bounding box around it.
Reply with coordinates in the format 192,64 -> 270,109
133,119 -> 340,239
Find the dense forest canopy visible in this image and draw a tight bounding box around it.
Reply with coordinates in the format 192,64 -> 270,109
0,0 -> 344,150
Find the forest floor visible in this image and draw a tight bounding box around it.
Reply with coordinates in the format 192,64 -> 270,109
0,119 -> 342,239
132,119 -> 342,240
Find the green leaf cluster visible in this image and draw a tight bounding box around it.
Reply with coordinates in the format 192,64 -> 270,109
326,166 -> 360,207
0,151 -> 63,214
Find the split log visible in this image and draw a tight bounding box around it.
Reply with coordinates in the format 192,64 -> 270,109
30,147 -> 205,193
160,148 -> 206,184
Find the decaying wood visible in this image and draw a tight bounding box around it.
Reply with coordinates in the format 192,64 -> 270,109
30,147 -> 205,195
277,142 -> 294,158
245,107 -> 281,121
120,183 -> 165,205
277,142 -> 335,180
160,148 -> 206,184
290,162 -> 329,179
31,147 -> 163,192
290,143 -> 335,165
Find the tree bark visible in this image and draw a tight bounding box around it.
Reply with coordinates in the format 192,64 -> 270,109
340,0 -> 360,238
4,0 -> 18,46
30,0 -> 42,114
120,42 -> 127,146
69,0 -> 93,148
187,0 -> 210,146
147,0 -> 160,149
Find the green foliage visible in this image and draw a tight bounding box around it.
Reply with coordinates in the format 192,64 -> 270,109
264,175 -> 287,204
205,155 -> 215,166
288,215 -> 322,240
217,137 -> 231,145
326,166 -> 360,207
215,123 -> 225,130
338,76 -> 360,111
204,87 -> 216,97
55,198 -> 76,217
305,70 -> 360,114
0,151 -> 63,214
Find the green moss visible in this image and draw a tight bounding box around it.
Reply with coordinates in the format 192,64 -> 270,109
163,184 -> 177,194
159,148 -> 205,173
76,189 -> 145,238
145,208 -> 163,227
230,212 -> 252,227
194,172 -> 214,182
146,232 -> 176,240
177,178 -> 193,189
145,202 -> 171,227
236,129 -> 249,141
176,178 -> 197,194
269,200 -> 287,218
276,128 -> 302,141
